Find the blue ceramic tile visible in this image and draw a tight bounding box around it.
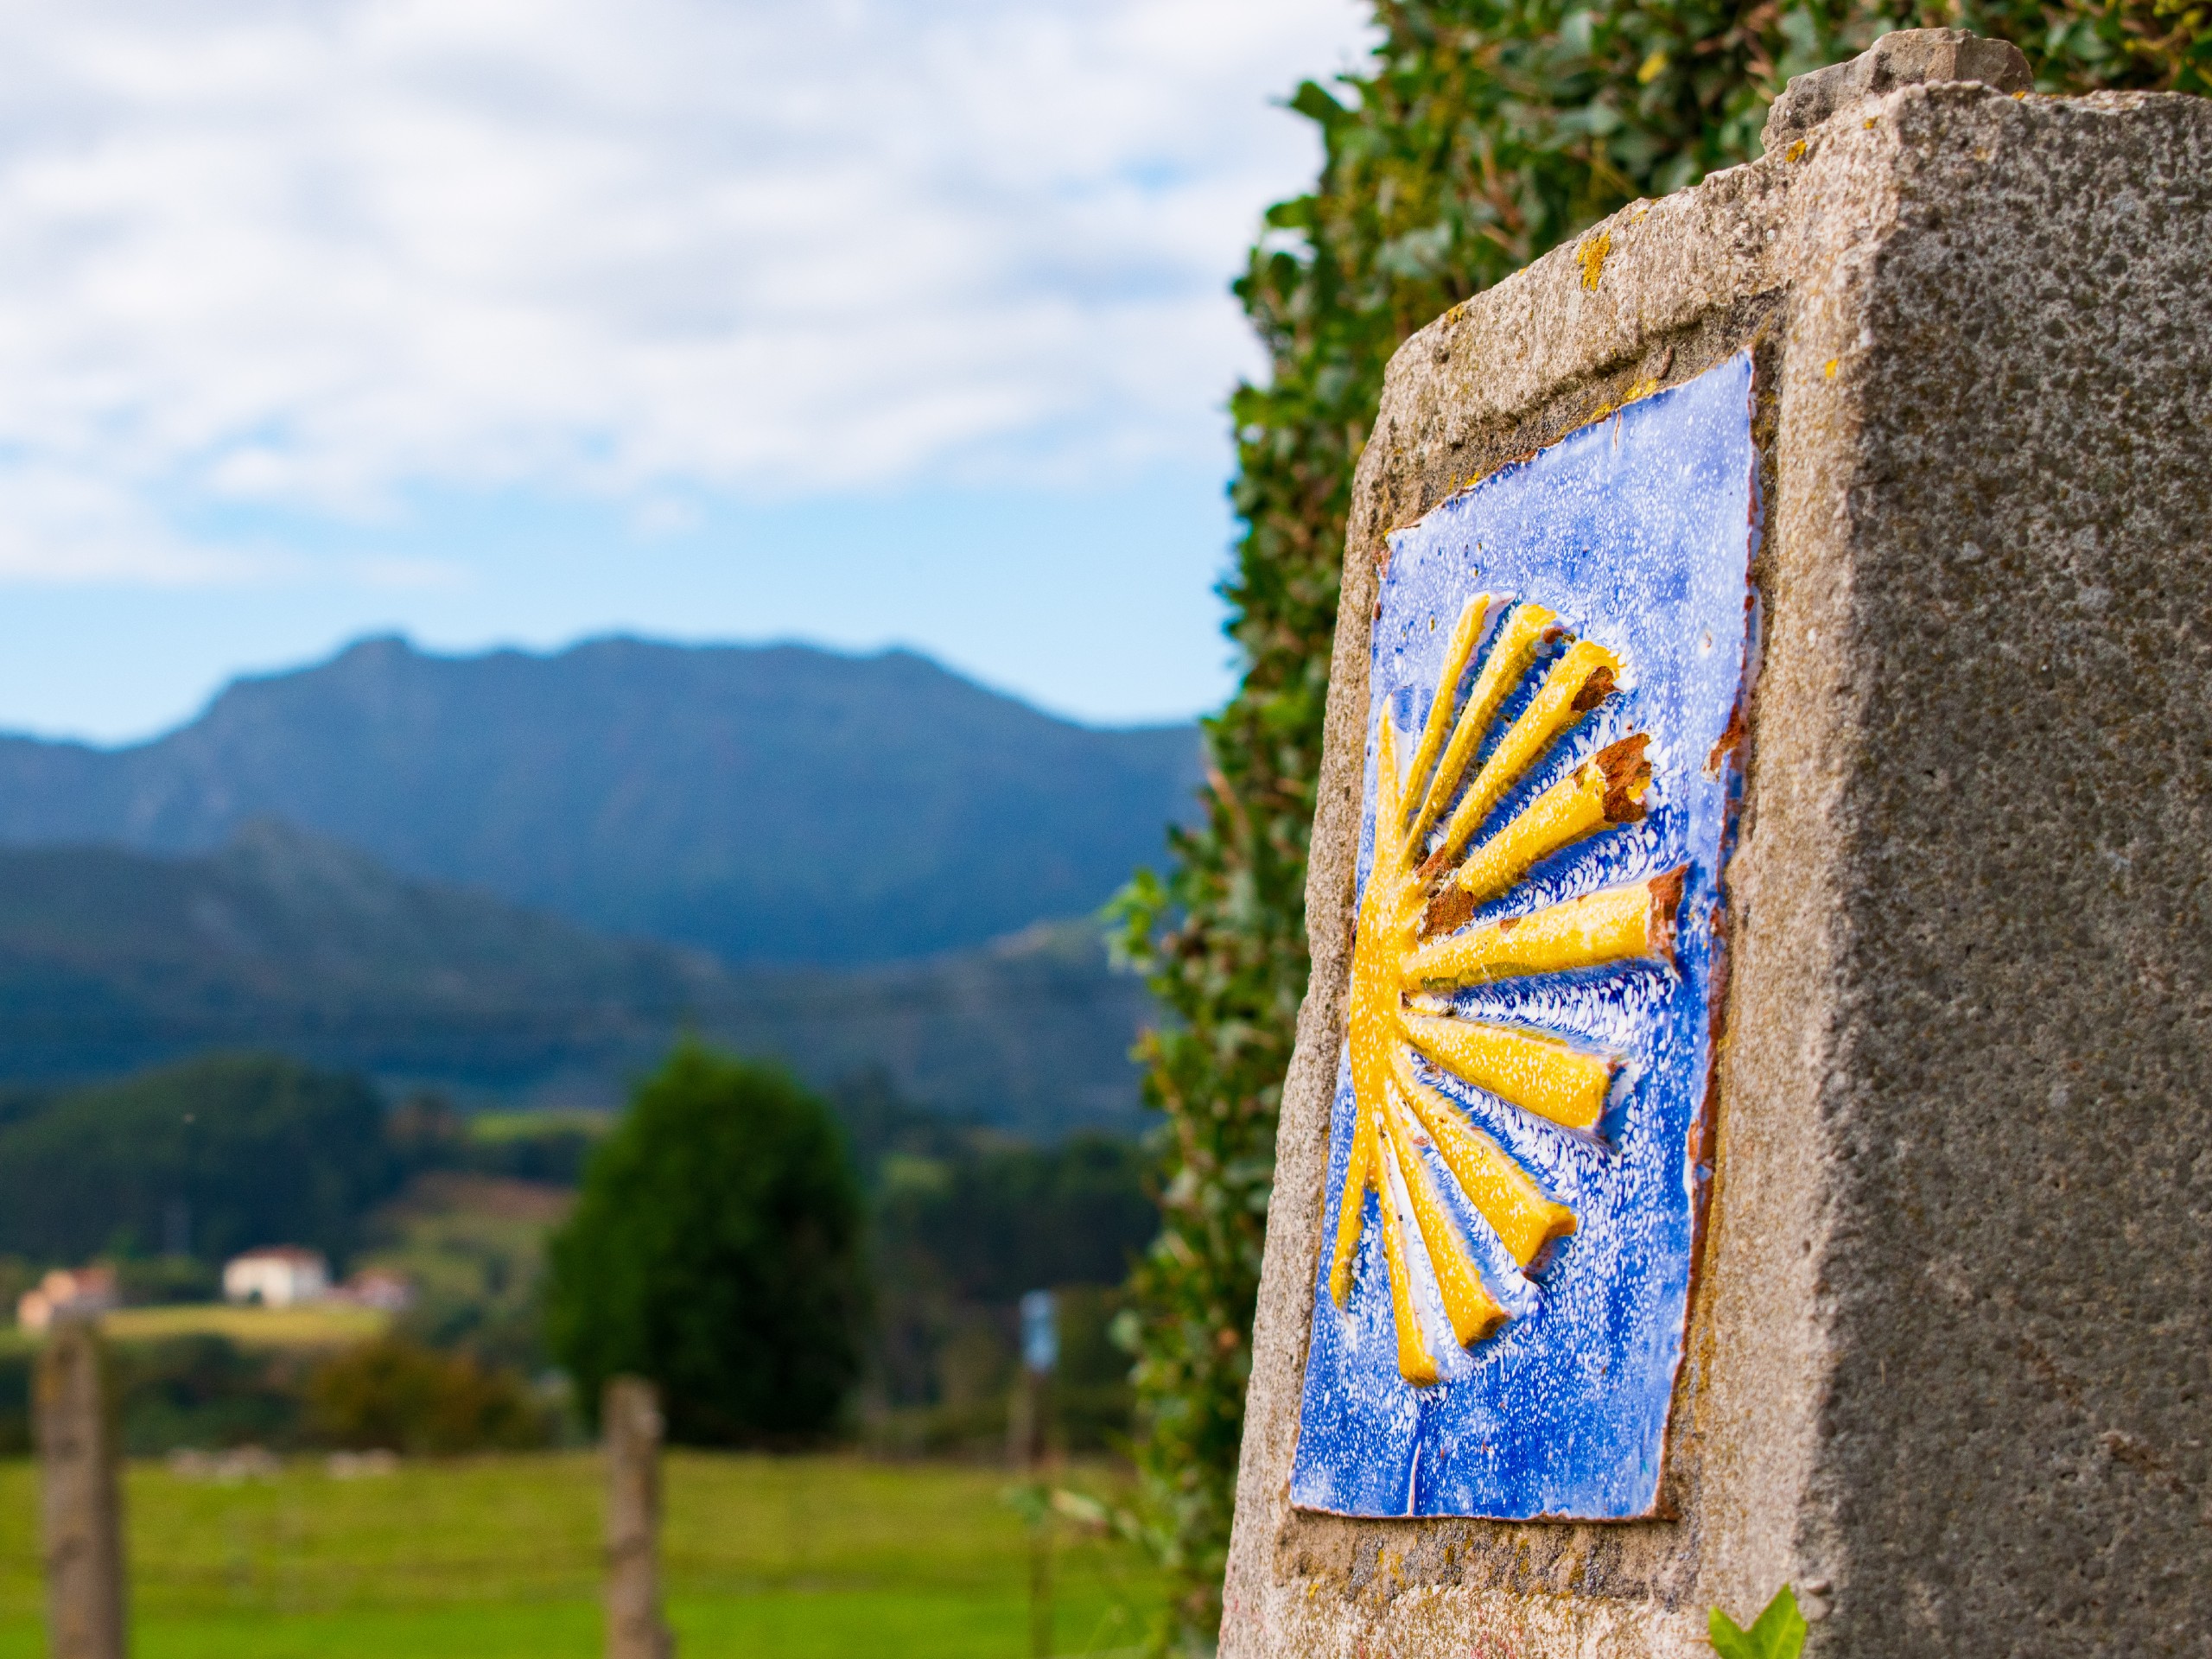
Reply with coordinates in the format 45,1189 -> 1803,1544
1288,353 -> 1758,1521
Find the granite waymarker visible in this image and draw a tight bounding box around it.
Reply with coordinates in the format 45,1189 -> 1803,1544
1224,32 -> 2211,1659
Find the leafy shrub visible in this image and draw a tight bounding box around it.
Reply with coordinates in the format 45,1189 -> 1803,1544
1118,3 -> 2205,1644
0,1349 -> 27,1456
544,1045 -> 868,1446
113,1335 -> 312,1454
308,1336 -> 547,1454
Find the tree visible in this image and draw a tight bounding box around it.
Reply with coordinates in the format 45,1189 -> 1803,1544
0,1053 -> 394,1263
1116,3 -> 2206,1644
545,1045 -> 867,1445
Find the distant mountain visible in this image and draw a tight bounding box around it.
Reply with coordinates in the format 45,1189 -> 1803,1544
0,822 -> 1151,1136
711,919 -> 1155,1140
0,818 -> 716,1088
0,636 -> 1202,965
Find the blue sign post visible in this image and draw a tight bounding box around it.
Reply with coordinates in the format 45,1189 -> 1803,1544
1019,1289 -> 1058,1376
1014,1287 -> 1059,1658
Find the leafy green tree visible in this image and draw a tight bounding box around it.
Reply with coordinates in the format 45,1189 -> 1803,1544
545,1045 -> 867,1445
0,1053 -> 393,1263
1116,3 -> 2205,1643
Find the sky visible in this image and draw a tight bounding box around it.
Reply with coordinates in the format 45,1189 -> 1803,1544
0,0 -> 1376,743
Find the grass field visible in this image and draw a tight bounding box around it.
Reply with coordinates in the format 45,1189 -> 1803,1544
98,1304 -> 391,1349
0,1452 -> 1159,1657
467,1108 -> 611,1141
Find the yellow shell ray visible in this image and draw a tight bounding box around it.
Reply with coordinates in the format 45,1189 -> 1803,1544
1334,585 -> 1675,1387
1389,1047 -> 1575,1267
1328,1099 -> 1376,1309
1398,594 -> 1502,831
1401,1012 -> 1617,1134
1382,1082 -> 1508,1347
1404,869 -> 1685,990
1440,734 -> 1651,919
1372,1121 -> 1440,1386
1406,603 -> 1554,847
1424,638 -> 1622,873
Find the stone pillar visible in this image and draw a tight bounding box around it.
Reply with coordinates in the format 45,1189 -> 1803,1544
36,1316 -> 126,1659
603,1376 -> 673,1659
1223,32 -> 2211,1659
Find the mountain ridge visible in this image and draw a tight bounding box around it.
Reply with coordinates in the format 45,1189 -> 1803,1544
0,634 -> 1203,966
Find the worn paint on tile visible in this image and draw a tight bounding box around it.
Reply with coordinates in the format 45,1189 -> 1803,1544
1289,353 -> 1758,1520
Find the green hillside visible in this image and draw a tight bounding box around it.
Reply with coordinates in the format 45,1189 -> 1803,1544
0,823 -> 1150,1135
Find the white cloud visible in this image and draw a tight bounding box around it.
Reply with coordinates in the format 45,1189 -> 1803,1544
0,0 -> 1372,582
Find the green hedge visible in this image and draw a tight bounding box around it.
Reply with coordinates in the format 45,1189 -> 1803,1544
1115,3 -> 2206,1646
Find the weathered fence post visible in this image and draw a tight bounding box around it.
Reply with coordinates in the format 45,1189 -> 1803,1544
36,1314 -> 127,1659
603,1376 -> 672,1659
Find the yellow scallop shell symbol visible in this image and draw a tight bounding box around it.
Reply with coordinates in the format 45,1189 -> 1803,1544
1333,593 -> 1686,1385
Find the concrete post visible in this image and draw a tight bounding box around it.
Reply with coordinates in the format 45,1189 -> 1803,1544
35,1316 -> 126,1659
603,1376 -> 672,1659
1221,30 -> 2212,1659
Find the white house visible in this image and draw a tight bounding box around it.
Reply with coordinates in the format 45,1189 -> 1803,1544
16,1265 -> 118,1332
222,1247 -> 329,1307
335,1268 -> 415,1313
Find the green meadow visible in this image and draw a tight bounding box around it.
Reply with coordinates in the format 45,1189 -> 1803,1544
99,1305 -> 390,1350
0,1452 -> 1158,1658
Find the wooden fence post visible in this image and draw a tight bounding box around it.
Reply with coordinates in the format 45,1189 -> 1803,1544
36,1315 -> 127,1659
603,1376 -> 672,1659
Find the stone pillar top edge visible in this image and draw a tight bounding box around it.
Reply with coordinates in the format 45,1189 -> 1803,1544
1355,73 -> 2210,547
1762,29 -> 2032,150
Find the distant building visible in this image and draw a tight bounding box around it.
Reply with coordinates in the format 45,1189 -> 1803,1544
222,1247 -> 329,1307
16,1265 -> 118,1332
336,1268 -> 415,1313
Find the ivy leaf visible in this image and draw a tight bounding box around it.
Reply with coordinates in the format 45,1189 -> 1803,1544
1709,1586 -> 1808,1659
1287,79 -> 1351,125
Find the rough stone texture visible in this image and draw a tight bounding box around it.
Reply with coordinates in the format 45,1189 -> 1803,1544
1223,73 -> 2212,1659
1763,29 -> 2031,150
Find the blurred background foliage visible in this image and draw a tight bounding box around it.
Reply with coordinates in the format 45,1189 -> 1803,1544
1112,1 -> 2207,1645
0,1046 -> 1154,1471
0,1055 -> 394,1264
308,1337 -> 549,1456
849,1070 -> 1156,1457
